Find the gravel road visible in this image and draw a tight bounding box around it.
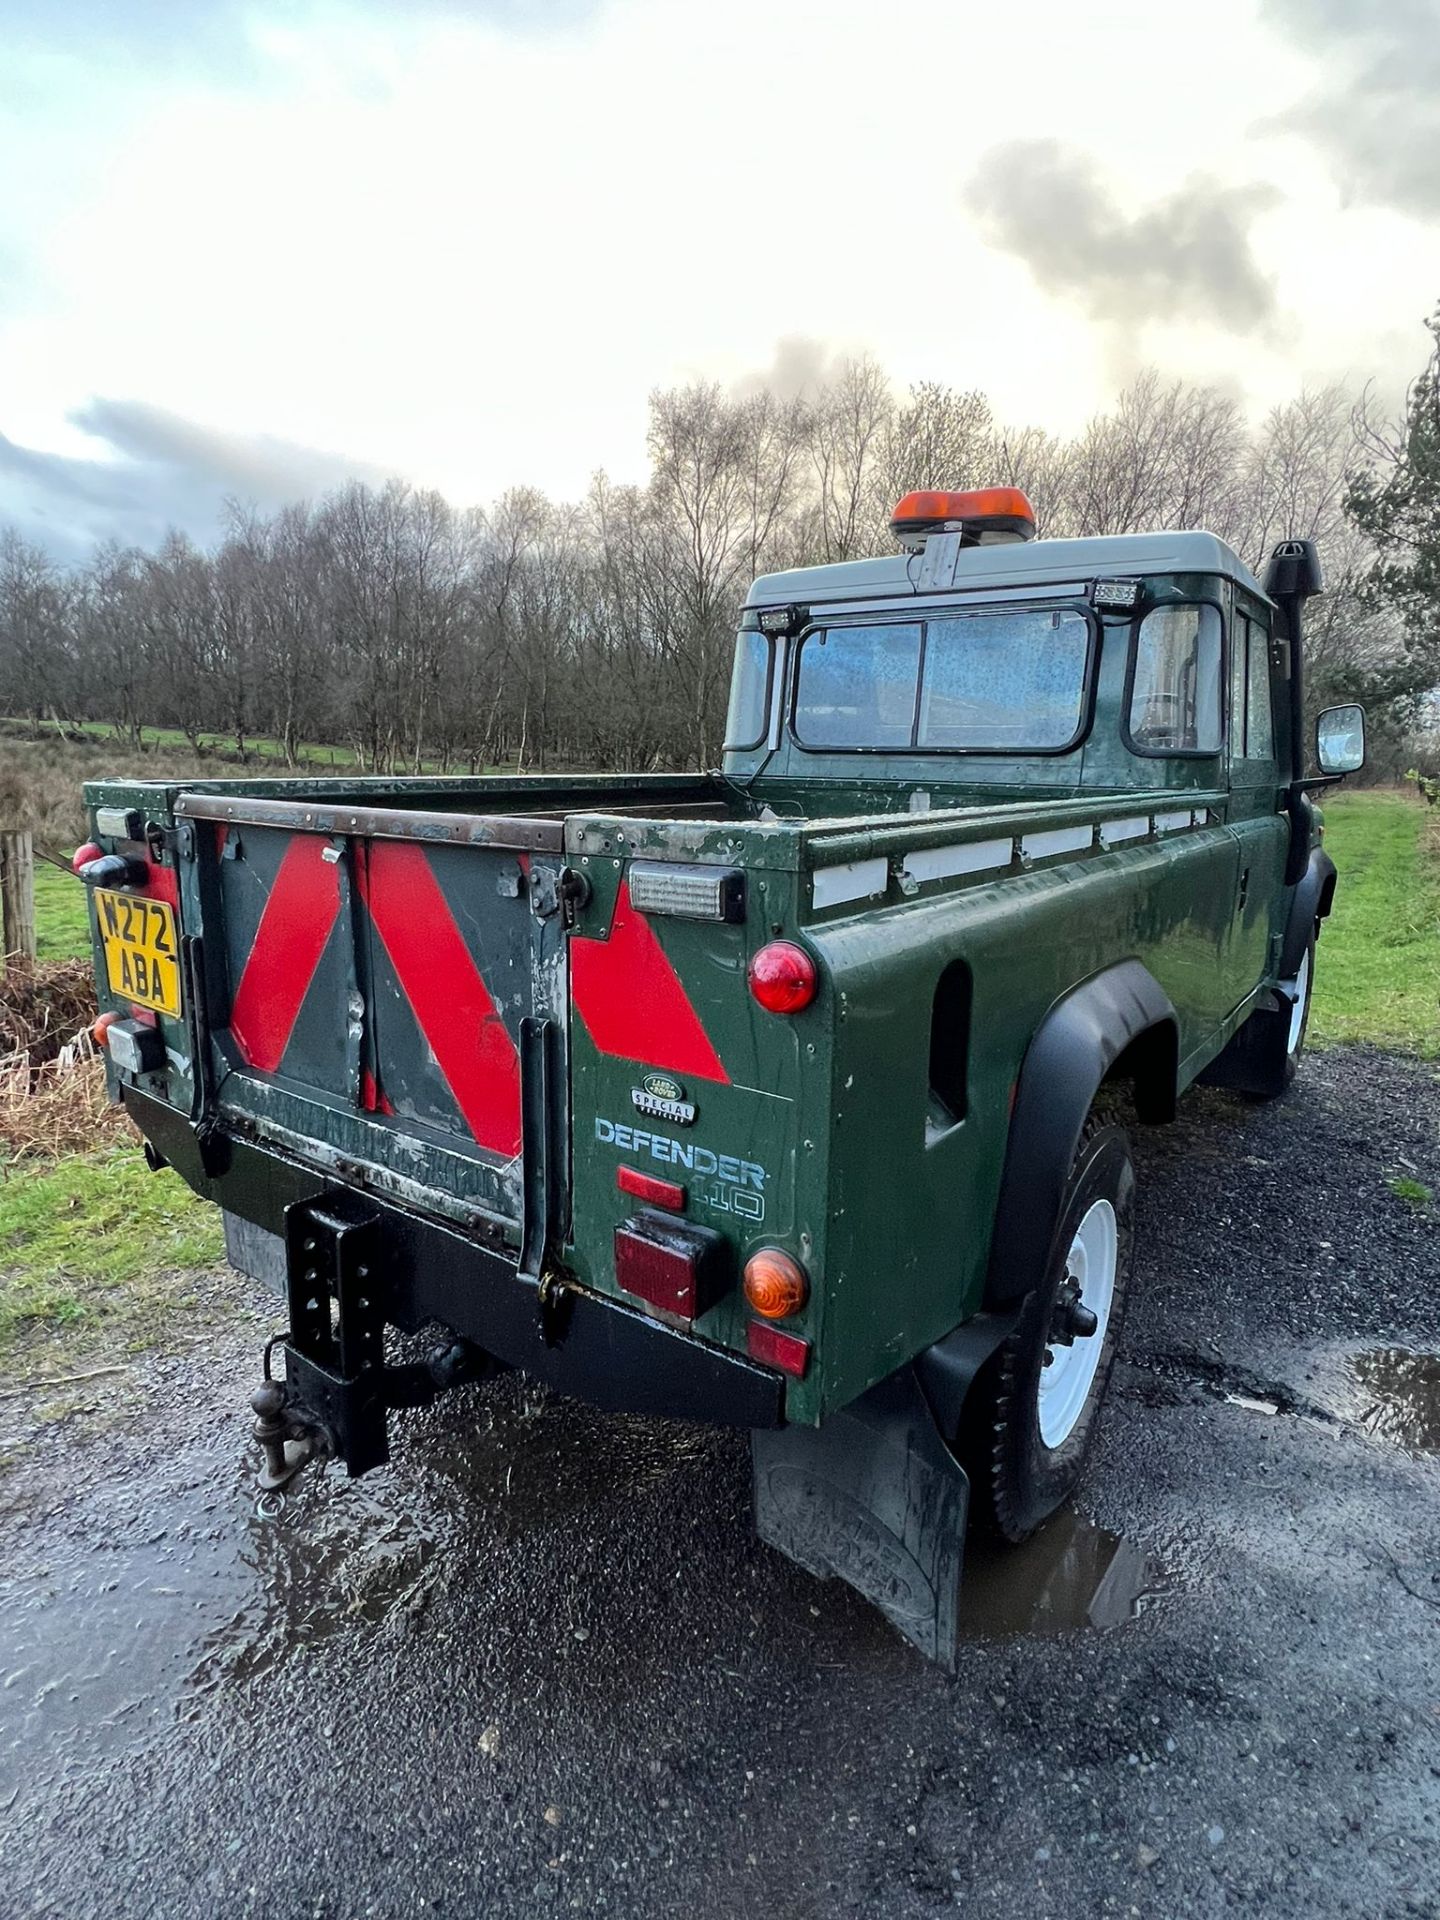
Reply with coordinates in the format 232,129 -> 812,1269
2,1047 -> 1438,1918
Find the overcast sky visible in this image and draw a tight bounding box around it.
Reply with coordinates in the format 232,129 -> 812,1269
1,0 -> 1436,557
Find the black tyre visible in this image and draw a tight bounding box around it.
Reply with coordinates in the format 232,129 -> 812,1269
961,1113 -> 1135,1543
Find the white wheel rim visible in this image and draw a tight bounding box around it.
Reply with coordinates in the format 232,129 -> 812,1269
1286,950 -> 1311,1057
1038,1198 -> 1118,1451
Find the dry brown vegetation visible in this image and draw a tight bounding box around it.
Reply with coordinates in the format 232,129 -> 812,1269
1,957 -> 97,1066
0,955 -> 118,1162
0,731 -> 224,853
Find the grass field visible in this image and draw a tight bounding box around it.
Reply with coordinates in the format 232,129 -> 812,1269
1308,790 -> 1440,1056
2,715 -> 359,766
34,863 -> 91,963
0,1148 -> 223,1350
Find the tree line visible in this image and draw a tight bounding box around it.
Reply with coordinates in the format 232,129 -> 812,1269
3,330 -> 1437,777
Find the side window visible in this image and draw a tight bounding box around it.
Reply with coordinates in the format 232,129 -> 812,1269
1230,612 -> 1251,757
724,629 -> 772,750
1246,620 -> 1275,760
1128,604 -> 1223,755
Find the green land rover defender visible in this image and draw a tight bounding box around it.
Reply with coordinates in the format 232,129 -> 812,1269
78,485 -> 1365,1663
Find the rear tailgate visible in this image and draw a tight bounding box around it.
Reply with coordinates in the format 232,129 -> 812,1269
176,792 -> 570,1240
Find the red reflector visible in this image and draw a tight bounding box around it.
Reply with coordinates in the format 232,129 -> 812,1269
747,1321 -> 810,1379
72,841 -> 103,874
617,1164 -> 685,1211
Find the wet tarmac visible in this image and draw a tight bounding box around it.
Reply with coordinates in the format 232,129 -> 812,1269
1,1044 -> 1438,1918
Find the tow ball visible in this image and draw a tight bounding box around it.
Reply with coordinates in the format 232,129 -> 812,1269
249,1330 -> 493,1515
251,1376 -> 330,1503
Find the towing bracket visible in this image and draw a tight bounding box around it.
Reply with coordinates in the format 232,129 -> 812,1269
256,1191 -> 494,1489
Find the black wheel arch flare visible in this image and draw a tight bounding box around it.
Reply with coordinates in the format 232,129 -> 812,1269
984,960 -> 1178,1311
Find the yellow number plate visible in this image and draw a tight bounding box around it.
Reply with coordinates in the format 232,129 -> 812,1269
95,888 -> 183,1018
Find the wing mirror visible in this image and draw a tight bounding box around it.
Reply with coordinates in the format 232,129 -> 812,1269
1316,704 -> 1366,776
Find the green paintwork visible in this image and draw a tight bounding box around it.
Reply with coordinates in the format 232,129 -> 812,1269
82,528 -> 1308,1434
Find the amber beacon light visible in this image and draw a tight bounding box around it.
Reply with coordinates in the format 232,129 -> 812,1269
890,486 -> 1036,545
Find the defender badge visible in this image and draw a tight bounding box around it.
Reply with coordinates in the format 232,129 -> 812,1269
631,1073 -> 697,1125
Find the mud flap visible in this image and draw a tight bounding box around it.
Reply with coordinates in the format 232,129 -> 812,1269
751,1366 -> 968,1669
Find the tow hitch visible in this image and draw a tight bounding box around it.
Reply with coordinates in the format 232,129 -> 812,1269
248,1192 -> 494,1508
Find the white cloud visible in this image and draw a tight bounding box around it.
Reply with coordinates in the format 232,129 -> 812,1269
0,0 -> 1433,551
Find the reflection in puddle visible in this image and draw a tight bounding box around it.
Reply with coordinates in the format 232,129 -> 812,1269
0,1378 -> 729,1808
1352,1348 -> 1440,1455
958,1509 -> 1158,1639
0,1448 -> 440,1805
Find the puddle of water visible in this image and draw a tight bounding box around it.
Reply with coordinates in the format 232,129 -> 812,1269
1351,1348 -> 1440,1455
958,1509 -> 1158,1640
0,1451 -> 438,1806
0,1376 -> 713,1807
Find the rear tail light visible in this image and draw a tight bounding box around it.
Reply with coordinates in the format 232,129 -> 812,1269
747,1322 -> 810,1378
743,1248 -> 809,1319
72,842 -> 104,874
614,1212 -> 727,1321
91,1011 -> 121,1049
747,941 -> 817,1015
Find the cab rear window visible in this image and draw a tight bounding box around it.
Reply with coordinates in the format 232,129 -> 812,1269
1126,604 -> 1223,756
793,606 -> 1093,753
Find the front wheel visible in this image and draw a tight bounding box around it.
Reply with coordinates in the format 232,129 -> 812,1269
961,1114 -> 1135,1542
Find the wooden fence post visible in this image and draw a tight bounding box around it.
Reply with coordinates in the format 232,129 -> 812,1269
1,828 -> 37,967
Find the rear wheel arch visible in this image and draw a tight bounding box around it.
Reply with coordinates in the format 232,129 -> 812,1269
983,959 -> 1176,1312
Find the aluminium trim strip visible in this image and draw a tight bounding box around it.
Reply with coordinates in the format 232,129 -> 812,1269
1098,815 -> 1151,848
1021,825 -> 1096,862
811,855 -> 890,909
901,837 -> 1015,886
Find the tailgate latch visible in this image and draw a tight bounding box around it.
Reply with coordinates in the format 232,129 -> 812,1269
558,867 -> 591,928
529,864 -> 590,927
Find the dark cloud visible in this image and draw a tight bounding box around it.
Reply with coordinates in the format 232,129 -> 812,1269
967,140 -> 1279,336
1259,0 -> 1440,221
0,399 -> 394,560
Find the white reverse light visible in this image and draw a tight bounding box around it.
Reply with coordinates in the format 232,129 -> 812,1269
627,862 -> 745,923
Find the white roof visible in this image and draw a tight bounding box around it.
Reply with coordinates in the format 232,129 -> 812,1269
746,529 -> 1268,609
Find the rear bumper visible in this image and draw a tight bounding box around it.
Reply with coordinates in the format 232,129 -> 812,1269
124,1088 -> 785,1431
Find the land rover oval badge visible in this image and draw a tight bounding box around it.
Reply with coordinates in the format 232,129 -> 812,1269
631,1073 -> 697,1125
